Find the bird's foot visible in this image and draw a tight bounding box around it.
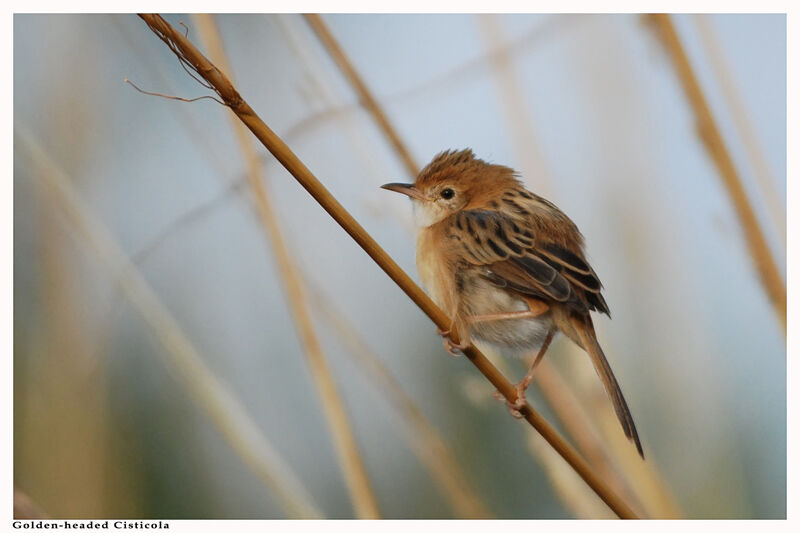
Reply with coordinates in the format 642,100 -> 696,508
436,328 -> 469,357
492,382 -> 529,419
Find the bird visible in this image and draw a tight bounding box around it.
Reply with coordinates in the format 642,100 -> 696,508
381,148 -> 644,458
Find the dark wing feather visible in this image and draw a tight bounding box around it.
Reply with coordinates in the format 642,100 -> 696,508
487,257 -> 572,303
451,209 -> 609,315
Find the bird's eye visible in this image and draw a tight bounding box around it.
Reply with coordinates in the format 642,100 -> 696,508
440,188 -> 455,200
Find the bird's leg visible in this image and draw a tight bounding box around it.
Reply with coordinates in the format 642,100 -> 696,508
466,299 -> 550,324
493,327 -> 556,418
436,326 -> 470,357
517,327 -> 555,394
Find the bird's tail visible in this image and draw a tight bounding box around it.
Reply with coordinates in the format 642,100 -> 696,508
566,313 -> 644,458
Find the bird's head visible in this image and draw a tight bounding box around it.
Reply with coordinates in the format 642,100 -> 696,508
381,149 -> 521,227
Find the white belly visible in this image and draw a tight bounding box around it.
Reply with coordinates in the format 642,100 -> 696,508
461,274 -> 554,358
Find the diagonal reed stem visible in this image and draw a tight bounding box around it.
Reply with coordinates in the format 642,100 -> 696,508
191,14 -> 380,519
647,14 -> 786,332
137,13 -> 638,519
303,14 -> 420,178
16,127 -> 322,519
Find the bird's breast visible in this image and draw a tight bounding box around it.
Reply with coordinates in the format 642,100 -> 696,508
415,227 -> 458,317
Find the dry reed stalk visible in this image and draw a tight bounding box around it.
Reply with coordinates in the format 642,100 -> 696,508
16,127 -> 322,520
647,14 -> 786,331
136,13 -> 638,518
692,14 -> 786,248
192,14 -> 381,519
306,277 -> 493,518
303,14 -> 420,178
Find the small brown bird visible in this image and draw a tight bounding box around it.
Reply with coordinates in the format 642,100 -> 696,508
382,149 -> 643,457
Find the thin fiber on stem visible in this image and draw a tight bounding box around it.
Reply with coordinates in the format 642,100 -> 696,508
191,14 -> 380,519
136,13 -> 638,519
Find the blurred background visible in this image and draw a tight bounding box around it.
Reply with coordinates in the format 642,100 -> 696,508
13,13 -> 785,519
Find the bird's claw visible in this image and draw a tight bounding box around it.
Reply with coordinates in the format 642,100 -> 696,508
436,328 -> 469,357
493,384 -> 529,419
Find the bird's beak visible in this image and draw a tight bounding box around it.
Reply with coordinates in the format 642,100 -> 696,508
380,182 -> 427,201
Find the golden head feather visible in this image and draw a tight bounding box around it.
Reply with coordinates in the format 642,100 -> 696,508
382,149 -> 523,226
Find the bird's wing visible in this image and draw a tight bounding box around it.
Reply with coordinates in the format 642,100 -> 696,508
449,208 -> 609,315
451,205 -> 643,456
